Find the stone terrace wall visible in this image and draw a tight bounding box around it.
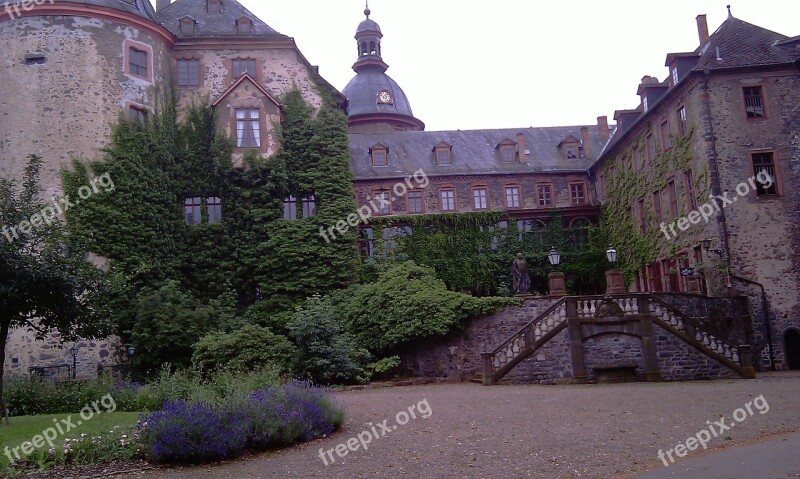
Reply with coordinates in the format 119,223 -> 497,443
654,323 -> 739,381
652,294 -> 753,346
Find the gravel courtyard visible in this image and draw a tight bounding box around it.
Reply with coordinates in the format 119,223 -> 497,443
135,372 -> 799,479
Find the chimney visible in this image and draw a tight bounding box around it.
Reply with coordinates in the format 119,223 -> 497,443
157,0 -> 171,11
597,116 -> 609,141
696,14 -> 709,45
516,132 -> 526,162
580,127 -> 591,159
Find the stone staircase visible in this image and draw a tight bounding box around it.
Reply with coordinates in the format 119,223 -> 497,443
480,294 -> 755,385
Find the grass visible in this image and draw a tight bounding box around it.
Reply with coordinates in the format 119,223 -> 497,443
0,412 -> 139,469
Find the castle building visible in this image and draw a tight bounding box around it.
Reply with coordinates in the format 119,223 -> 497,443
590,12 -> 800,370
341,8 -> 610,259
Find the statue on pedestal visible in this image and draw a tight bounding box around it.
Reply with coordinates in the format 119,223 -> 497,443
512,253 -> 529,295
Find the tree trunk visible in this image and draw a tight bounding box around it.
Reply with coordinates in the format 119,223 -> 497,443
0,320 -> 10,425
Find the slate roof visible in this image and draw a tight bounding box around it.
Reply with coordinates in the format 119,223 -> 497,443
693,17 -> 798,71
5,0 -> 156,20
156,0 -> 287,39
343,66 -> 417,119
348,126 -> 610,181
597,16 -> 800,163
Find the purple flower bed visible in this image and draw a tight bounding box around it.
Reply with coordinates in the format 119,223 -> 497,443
138,381 -> 344,464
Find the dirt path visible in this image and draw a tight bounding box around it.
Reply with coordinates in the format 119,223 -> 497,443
122,372 -> 799,479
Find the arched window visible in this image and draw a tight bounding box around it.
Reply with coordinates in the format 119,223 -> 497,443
360,42 -> 368,56
369,41 -> 377,55
568,217 -> 591,249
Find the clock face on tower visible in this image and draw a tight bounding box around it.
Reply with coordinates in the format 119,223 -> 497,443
378,90 -> 393,104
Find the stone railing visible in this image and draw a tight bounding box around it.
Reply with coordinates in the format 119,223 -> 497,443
481,299 -> 568,384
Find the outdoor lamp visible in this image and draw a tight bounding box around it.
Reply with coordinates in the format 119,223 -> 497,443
127,345 -> 135,357
700,239 -> 712,250
69,345 -> 78,380
606,246 -> 618,265
548,247 -> 561,267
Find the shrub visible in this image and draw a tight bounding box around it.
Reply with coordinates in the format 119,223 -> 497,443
286,295 -> 371,385
191,325 -> 297,376
138,381 -> 343,464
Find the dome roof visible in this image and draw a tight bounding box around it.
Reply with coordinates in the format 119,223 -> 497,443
357,18 -> 381,34
343,67 -> 417,121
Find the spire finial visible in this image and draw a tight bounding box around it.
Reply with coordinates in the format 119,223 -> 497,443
364,0 -> 370,18
727,5 -> 732,18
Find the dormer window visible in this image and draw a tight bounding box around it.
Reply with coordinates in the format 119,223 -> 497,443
207,0 -> 221,13
496,139 -> 516,162
671,67 -> 679,85
370,144 -> 388,167
434,142 -> 452,166
643,96 -> 649,112
180,17 -> 196,36
236,16 -> 252,35
559,136 -> 581,160
566,146 -> 577,159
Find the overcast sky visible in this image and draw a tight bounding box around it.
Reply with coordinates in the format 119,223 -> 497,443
157,1 -> 800,131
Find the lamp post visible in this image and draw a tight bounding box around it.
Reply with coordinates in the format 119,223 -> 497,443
69,345 -> 78,380
127,345 -> 135,378
547,247 -> 566,297
605,246 -> 626,294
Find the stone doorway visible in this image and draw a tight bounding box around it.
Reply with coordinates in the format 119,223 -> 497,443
785,328 -> 800,370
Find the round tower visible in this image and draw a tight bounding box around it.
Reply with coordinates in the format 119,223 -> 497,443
343,6 -> 424,133
0,0 -> 174,198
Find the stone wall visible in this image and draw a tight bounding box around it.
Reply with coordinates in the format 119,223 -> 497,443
4,328 -> 121,380
651,293 -> 752,346
400,295 -> 748,384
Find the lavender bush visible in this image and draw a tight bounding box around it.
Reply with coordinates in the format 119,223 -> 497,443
139,381 -> 344,464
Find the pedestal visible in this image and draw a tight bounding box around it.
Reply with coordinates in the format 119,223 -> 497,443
685,275 -> 702,294
605,269 -> 627,295
548,271 -> 566,297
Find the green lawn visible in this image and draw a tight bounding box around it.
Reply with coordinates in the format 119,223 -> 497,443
0,412 -> 139,468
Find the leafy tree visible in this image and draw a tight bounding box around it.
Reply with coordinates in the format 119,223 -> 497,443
286,295 -> 370,385
192,325 -> 297,377
338,262 -> 515,354
0,155 -> 108,424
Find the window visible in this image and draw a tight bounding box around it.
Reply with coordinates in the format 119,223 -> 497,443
128,47 -> 148,78
566,145 -> 578,159
647,263 -> 663,292
207,0 -> 221,12
677,253 -> 690,293
371,148 -> 387,167
632,150 -> 640,172
643,96 -> 649,112
500,146 -> 514,162
207,196 -> 222,224
677,106 -> 688,137
743,86 -> 765,118
538,184 -> 552,206
184,197 -> 202,225
660,120 -> 671,151
407,191 -> 424,213
661,259 -> 675,292
177,59 -> 201,86
473,188 -> 488,210
436,148 -> 451,166
374,191 -> 390,215
569,217 -> 591,249
667,180 -> 678,217
235,109 -> 260,148
646,133 -> 655,162
683,170 -> 697,210
570,183 -> 585,206
302,196 -> 317,218
505,186 -> 520,209
638,198 -> 647,233
231,59 -> 257,78
440,189 -> 456,211
236,17 -> 252,35
128,105 -> 147,124
283,196 -> 297,220
672,67 -> 679,85
608,166 -> 616,186
652,190 -> 663,223
751,152 -> 778,196
180,17 -> 196,36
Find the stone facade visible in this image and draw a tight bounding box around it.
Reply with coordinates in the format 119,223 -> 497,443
592,16 -> 800,370
400,296 -> 746,384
